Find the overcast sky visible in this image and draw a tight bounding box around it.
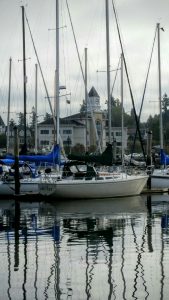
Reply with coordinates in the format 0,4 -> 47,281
1,0 -> 169,125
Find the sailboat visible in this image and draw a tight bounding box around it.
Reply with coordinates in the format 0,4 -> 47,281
0,7 -> 63,196
150,23 -> 169,189
38,0 -> 148,199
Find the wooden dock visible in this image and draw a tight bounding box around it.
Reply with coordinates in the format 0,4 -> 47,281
142,187 -> 169,195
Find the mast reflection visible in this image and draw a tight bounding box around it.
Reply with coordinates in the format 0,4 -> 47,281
0,195 -> 169,299
14,200 -> 20,272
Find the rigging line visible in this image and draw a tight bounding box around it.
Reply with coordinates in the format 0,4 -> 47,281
111,55 -> 121,97
66,0 -> 102,153
111,0 -> 146,160
24,11 -> 56,133
66,0 -> 85,82
131,26 -> 157,161
140,27 -> 157,120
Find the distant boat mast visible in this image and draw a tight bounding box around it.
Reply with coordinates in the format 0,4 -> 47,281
55,0 -> 60,145
35,63 -> 38,154
105,0 -> 112,144
7,57 -> 12,154
21,6 -> 27,153
157,23 -> 163,150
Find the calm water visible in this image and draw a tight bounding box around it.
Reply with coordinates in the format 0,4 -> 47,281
0,194 -> 169,300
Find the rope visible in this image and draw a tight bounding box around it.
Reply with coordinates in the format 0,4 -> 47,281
66,0 -> 102,152
131,26 -> 157,162
112,0 -> 146,161
24,11 -> 56,133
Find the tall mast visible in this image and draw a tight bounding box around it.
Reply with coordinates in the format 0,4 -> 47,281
7,57 -> 12,154
157,23 -> 163,150
35,64 -> 38,154
121,53 -> 124,165
85,47 -> 88,151
21,6 -> 27,152
105,0 -> 111,144
56,0 -> 60,145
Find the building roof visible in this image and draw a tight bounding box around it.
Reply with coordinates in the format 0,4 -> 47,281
88,86 -> 100,98
60,119 -> 85,127
38,115 -> 86,127
39,118 -> 54,125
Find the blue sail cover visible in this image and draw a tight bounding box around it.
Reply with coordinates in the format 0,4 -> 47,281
160,149 -> 169,165
6,144 -> 61,165
0,158 -> 25,165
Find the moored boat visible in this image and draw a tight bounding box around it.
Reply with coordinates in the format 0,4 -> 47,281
39,162 -> 148,199
0,177 -> 40,195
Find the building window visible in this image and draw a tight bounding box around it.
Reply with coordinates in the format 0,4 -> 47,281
40,140 -> 49,145
116,142 -> 121,146
116,131 -> 122,136
106,132 -> 114,137
40,130 -> 49,134
63,129 -> 72,135
19,138 -> 24,144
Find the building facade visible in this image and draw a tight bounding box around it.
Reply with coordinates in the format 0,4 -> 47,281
37,116 -> 86,150
37,87 -> 128,155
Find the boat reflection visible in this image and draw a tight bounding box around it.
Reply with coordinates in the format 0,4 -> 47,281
0,195 -> 169,299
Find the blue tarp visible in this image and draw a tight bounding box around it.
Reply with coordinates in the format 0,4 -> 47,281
160,149 -> 169,165
0,158 -> 24,165
6,144 -> 61,165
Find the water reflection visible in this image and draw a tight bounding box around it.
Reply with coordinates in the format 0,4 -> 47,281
0,195 -> 169,299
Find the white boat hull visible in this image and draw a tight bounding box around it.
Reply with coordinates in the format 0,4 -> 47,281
0,178 -> 39,195
151,174 -> 169,189
39,175 -> 148,199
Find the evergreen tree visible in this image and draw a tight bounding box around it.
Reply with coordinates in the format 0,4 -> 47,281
44,112 -> 52,121
162,93 -> 169,113
146,114 -> 159,144
9,118 -> 16,129
18,112 -> 24,127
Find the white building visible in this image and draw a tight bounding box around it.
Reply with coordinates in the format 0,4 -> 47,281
37,115 -> 86,150
37,87 -> 128,155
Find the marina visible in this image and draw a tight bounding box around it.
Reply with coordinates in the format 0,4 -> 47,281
1,0 -> 169,298
0,194 -> 169,299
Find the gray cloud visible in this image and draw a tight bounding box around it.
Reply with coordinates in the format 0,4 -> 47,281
0,0 -> 169,125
